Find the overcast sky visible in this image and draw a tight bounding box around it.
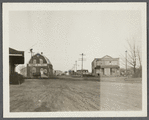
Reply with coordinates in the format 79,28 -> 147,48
9,10 -> 142,72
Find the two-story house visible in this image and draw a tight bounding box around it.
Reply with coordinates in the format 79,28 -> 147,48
92,55 -> 120,76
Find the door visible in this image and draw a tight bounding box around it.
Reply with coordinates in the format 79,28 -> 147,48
40,68 -> 44,75
104,68 -> 110,76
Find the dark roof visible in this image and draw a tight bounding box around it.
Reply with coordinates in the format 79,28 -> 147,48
94,55 -> 119,61
9,48 -> 24,64
95,65 -> 119,69
32,53 -> 52,65
41,54 -> 52,65
9,47 -> 24,55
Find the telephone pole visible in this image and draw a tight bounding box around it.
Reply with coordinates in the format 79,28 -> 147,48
79,53 -> 86,76
29,49 -> 34,64
28,49 -> 34,77
75,61 -> 77,72
125,50 -> 127,76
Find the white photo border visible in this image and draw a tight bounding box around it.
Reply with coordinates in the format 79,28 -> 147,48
3,3 -> 147,118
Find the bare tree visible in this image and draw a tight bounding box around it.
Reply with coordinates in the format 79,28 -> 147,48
120,39 -> 142,76
136,46 -> 142,77
126,40 -> 137,74
137,46 -> 142,68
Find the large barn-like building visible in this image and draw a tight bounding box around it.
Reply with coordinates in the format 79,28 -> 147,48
27,53 -> 53,78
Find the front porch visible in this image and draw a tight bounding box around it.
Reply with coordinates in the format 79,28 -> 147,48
94,65 -> 120,76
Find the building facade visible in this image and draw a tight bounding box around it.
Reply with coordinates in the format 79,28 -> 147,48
92,55 -> 120,76
54,70 -> 63,76
77,69 -> 89,75
27,53 -> 53,78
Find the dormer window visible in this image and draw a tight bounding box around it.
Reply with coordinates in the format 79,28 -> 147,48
32,67 -> 36,73
33,59 -> 36,64
40,59 -> 43,64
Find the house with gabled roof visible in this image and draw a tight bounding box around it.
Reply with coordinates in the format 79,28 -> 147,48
92,55 -> 120,76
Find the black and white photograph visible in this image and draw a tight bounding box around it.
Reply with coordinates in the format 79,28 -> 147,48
3,3 -> 147,117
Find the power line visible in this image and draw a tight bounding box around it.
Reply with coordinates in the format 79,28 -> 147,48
25,41 -> 38,52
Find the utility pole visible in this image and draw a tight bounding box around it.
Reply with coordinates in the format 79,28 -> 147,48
29,49 -> 34,64
73,64 -> 75,71
125,50 -> 127,76
79,53 -> 85,76
75,61 -> 77,72
28,49 -> 34,77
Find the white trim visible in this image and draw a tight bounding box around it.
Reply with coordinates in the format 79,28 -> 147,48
28,64 -> 47,66
9,54 -> 22,56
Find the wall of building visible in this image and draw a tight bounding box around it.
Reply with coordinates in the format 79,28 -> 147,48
9,62 -> 15,76
96,60 -> 119,66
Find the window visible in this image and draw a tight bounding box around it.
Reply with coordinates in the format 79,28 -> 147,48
105,61 -> 109,65
113,61 -> 117,65
33,59 -> 36,64
40,59 -> 43,64
44,69 -> 47,74
32,67 -> 36,73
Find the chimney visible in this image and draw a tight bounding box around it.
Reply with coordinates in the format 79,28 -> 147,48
41,52 -> 43,54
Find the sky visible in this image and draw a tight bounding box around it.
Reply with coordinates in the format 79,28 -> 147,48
9,10 -> 142,72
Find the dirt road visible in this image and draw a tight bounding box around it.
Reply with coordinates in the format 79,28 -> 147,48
10,78 -> 142,112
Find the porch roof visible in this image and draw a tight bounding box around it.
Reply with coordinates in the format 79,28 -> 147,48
9,48 -> 24,64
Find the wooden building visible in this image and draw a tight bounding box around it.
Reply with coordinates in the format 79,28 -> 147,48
92,55 -> 120,76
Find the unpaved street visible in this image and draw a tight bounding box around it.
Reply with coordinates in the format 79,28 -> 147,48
10,78 -> 142,112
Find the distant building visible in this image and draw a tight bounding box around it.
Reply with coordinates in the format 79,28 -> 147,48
92,55 -> 120,76
77,69 -> 89,75
54,70 -> 63,76
68,70 -> 76,75
27,53 -> 53,78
